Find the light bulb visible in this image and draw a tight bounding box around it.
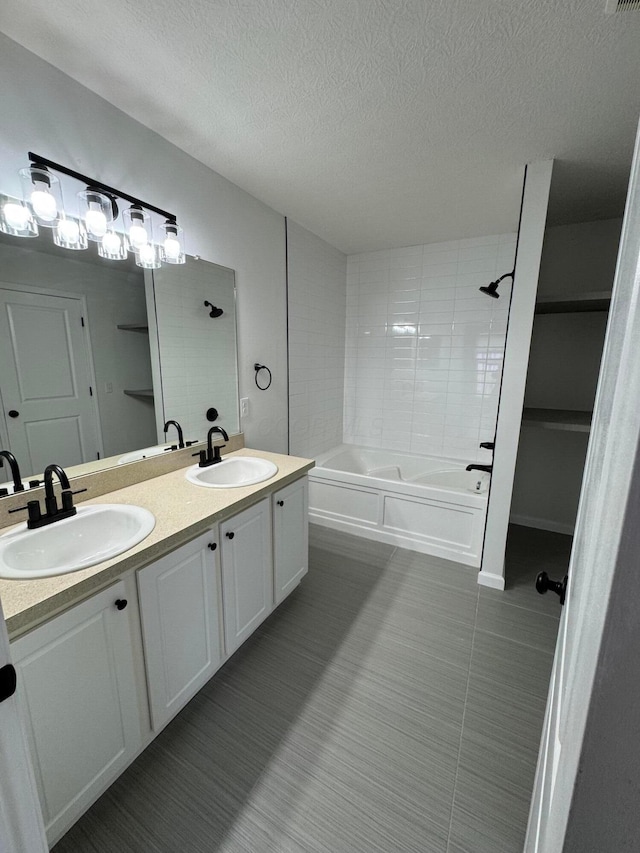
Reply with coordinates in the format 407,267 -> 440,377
129,223 -> 148,248
138,243 -> 155,264
102,231 -> 121,254
58,219 -> 80,243
85,207 -> 107,238
164,235 -> 181,260
30,189 -> 58,222
3,202 -> 30,230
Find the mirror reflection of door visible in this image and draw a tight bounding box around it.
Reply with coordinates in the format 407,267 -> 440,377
0,288 -> 101,474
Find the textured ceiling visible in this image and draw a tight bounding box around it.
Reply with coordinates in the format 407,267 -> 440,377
1,0 -> 639,253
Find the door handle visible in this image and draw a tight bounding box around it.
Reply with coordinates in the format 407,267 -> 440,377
536,572 -> 568,605
8,410 -> 19,418
0,664 -> 17,702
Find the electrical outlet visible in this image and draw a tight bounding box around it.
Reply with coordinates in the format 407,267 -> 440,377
240,397 -> 249,418
105,382 -> 113,394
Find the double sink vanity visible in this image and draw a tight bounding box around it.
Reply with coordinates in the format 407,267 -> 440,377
0,442 -> 313,847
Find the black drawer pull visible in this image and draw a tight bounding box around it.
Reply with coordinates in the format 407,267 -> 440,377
277,500 -> 284,507
115,599 -> 128,611
226,531 -> 235,540
208,542 -> 217,551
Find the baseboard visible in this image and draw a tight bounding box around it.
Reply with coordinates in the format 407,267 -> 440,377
509,513 -> 574,536
477,570 -> 506,590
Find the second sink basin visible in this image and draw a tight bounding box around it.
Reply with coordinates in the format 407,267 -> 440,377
186,457 -> 278,488
0,504 -> 156,580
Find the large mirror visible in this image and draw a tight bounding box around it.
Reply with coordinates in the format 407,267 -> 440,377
0,229 -> 239,492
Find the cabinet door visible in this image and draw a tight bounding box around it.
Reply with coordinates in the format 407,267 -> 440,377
137,530 -> 222,731
220,498 -> 272,655
273,477 -> 309,605
10,581 -> 140,845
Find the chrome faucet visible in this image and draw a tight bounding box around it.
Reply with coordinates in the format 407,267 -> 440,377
196,426 -> 229,467
0,449 -> 25,493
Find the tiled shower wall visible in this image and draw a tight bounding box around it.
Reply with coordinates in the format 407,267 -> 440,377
344,234 -> 517,462
287,220 -> 347,457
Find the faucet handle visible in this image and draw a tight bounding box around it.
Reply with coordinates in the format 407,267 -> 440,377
9,500 -> 42,525
185,440 -> 199,448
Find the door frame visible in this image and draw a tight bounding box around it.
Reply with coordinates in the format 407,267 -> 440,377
525,118 -> 640,849
0,281 -> 105,462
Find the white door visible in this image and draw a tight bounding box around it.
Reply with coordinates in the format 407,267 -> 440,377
0,600 -> 48,853
273,477 -> 309,604
11,581 -> 141,846
220,498 -> 273,655
525,119 -> 640,851
0,287 -> 100,474
138,529 -> 222,732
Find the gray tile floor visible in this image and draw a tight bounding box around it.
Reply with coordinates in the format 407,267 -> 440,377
53,523 -> 570,853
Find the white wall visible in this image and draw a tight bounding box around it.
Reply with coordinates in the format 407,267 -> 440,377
510,218 -> 622,534
0,33 -> 288,453
287,220 -> 347,458
344,235 -> 516,462
0,240 -> 155,458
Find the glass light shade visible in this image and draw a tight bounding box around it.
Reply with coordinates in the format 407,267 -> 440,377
123,206 -> 151,251
53,216 -> 88,251
77,188 -> 114,241
0,196 -> 38,237
98,230 -> 128,260
160,220 -> 185,264
19,166 -> 63,227
135,242 -> 162,269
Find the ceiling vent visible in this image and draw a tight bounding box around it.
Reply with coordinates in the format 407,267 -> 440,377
605,0 -> 640,11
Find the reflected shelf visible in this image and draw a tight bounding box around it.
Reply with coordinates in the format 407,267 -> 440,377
123,389 -> 154,399
522,408 -> 592,433
535,291 -> 611,315
117,323 -> 149,332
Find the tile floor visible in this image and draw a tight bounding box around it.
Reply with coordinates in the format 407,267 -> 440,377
53,523 -> 570,853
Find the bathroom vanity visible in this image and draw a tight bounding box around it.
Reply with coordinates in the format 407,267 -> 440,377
0,448 -> 312,847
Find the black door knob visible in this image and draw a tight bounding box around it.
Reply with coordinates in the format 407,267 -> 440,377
8,410 -> 19,418
208,542 -> 217,551
115,598 -> 128,610
277,500 -> 284,507
535,572 -> 568,605
226,531 -> 235,539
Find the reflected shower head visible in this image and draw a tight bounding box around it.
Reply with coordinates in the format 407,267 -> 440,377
204,300 -> 223,318
479,270 -> 514,299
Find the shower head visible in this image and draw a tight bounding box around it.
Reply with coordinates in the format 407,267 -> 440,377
479,270 -> 515,299
204,300 -> 224,318
479,281 -> 500,299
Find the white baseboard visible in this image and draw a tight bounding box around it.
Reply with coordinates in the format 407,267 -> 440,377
509,513 -> 574,536
477,570 -> 506,590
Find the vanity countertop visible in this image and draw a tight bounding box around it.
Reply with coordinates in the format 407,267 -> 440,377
0,448 -> 314,638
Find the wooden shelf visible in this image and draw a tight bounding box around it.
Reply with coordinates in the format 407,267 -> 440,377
535,291 -> 611,315
117,323 -> 149,332
123,389 -> 154,399
522,408 -> 591,433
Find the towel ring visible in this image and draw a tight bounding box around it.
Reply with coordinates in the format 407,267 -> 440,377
254,363 -> 272,391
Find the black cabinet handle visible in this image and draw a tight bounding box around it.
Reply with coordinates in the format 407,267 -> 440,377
8,410 -> 19,418
0,664 -> 17,703
115,599 -> 128,610
226,531 -> 235,540
208,542 -> 217,551
277,500 -> 284,507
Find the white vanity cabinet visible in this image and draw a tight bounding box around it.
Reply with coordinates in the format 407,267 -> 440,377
10,580 -> 141,845
220,497 -> 273,655
273,477 -> 309,605
137,530 -> 222,732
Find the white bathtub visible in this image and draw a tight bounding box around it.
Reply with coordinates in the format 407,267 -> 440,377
308,444 -> 489,567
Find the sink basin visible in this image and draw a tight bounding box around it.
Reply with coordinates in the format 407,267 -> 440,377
186,457 -> 278,488
0,504 -> 156,580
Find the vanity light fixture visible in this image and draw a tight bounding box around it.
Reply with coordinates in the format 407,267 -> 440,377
53,215 -> 88,251
19,165 -> 63,227
0,194 -> 38,237
2,152 -> 186,269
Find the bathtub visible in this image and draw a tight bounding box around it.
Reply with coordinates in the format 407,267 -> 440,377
308,445 -> 489,567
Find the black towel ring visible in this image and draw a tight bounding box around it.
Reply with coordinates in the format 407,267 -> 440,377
254,363 -> 272,391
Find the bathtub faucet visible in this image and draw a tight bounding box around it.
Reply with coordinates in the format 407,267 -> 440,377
466,463 -> 492,473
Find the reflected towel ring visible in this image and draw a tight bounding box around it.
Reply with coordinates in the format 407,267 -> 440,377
254,363 -> 272,391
